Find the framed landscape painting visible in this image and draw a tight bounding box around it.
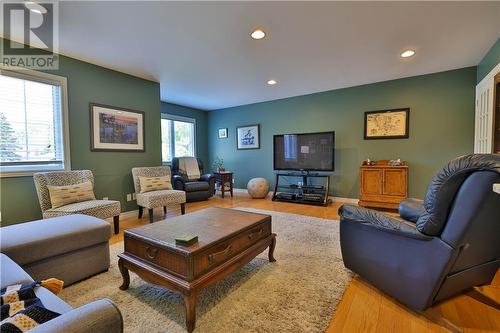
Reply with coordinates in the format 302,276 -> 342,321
237,124 -> 260,150
90,103 -> 145,151
364,108 -> 410,140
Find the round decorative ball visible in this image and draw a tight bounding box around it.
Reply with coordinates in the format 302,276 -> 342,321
247,178 -> 269,199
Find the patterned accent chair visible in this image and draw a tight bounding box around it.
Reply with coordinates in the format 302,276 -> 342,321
33,170 -> 121,234
131,166 -> 187,223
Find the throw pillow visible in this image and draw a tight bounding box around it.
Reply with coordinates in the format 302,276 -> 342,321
47,181 -> 96,208
138,176 -> 173,193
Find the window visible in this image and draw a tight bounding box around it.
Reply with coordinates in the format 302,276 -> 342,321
161,114 -> 196,163
0,69 -> 70,176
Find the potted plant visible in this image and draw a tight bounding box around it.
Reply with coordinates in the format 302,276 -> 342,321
213,157 -> 225,172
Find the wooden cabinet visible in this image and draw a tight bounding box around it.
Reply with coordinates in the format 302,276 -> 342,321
359,160 -> 408,209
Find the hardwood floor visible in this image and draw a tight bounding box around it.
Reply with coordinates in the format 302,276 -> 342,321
110,193 -> 500,333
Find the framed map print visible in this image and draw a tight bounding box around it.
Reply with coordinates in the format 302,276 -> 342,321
90,103 -> 145,151
364,108 -> 409,140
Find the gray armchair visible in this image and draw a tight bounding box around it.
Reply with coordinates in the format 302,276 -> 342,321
339,154 -> 500,317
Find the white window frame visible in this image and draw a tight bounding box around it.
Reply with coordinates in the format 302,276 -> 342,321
161,114 -> 197,164
0,66 -> 71,177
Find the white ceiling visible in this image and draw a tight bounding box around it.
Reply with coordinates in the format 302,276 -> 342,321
4,1 -> 500,110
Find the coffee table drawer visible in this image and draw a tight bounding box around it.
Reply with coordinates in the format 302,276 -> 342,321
124,236 -> 188,277
193,221 -> 271,276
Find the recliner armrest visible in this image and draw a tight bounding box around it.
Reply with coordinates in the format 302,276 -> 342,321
399,198 -> 425,223
172,174 -> 186,190
30,299 -> 123,333
200,173 -> 214,182
339,204 -> 432,240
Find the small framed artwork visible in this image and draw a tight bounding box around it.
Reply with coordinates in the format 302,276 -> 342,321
218,128 -> 228,139
364,108 -> 410,140
90,103 -> 145,152
237,124 -> 260,150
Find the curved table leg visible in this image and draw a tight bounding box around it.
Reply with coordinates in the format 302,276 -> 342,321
118,258 -> 130,290
268,236 -> 276,262
182,291 -> 197,333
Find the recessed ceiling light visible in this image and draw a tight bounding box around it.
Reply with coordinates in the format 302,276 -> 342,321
251,29 -> 266,40
267,79 -> 277,85
24,2 -> 47,14
400,50 -> 416,58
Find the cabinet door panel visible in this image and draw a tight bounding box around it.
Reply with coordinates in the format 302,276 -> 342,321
383,169 -> 406,196
361,169 -> 383,195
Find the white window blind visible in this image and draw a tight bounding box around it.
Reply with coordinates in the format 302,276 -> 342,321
161,114 -> 196,163
0,69 -> 69,176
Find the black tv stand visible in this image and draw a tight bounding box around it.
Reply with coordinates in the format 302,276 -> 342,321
272,172 -> 332,207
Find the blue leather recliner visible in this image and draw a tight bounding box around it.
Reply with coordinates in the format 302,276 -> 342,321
339,154 -> 500,311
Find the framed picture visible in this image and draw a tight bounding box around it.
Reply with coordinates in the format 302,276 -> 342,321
218,128 -> 228,139
90,103 -> 145,152
364,108 -> 410,140
236,124 -> 260,150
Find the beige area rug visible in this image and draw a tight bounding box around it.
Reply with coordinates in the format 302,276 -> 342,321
60,208 -> 352,333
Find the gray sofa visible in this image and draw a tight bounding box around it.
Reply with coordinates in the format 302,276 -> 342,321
0,214 -> 123,332
1,253 -> 123,333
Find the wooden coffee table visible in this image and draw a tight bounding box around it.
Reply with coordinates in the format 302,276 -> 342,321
118,207 -> 276,332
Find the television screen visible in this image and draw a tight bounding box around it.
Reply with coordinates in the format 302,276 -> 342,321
273,131 -> 335,171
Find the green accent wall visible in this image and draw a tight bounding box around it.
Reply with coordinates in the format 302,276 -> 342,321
207,67 -> 476,199
1,42 -> 161,225
160,102 -> 209,167
477,38 -> 500,83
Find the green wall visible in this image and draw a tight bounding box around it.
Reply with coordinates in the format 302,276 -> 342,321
161,102 -> 209,167
207,67 -> 476,199
477,38 -> 500,83
1,43 -> 161,225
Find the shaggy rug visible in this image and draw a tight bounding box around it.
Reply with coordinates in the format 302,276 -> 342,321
60,208 -> 351,333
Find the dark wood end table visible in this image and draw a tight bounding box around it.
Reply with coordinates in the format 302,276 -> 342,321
214,171 -> 233,198
117,207 -> 276,332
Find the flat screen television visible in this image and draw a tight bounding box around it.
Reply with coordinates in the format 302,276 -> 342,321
273,131 -> 335,171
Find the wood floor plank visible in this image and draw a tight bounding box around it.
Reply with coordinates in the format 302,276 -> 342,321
108,193 -> 500,332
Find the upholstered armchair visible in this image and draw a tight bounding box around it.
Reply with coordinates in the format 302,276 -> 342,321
171,157 -> 215,202
131,166 -> 186,223
339,154 -> 500,330
33,170 -> 121,234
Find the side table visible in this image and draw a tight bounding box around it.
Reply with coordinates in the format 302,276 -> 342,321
214,171 -> 233,198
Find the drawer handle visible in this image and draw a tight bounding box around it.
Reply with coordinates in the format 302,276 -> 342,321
248,228 -> 263,240
208,245 -> 232,262
145,247 -> 158,259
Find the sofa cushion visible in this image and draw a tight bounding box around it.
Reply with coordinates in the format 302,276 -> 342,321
47,181 -> 96,208
136,190 -> 186,209
0,254 -> 34,289
0,214 -> 111,266
43,200 -> 120,220
184,181 -> 209,192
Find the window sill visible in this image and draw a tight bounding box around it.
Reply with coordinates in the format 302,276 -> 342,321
0,164 -> 68,178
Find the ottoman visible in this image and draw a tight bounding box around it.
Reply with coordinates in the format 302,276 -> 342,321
0,214 -> 111,286
247,178 -> 270,199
